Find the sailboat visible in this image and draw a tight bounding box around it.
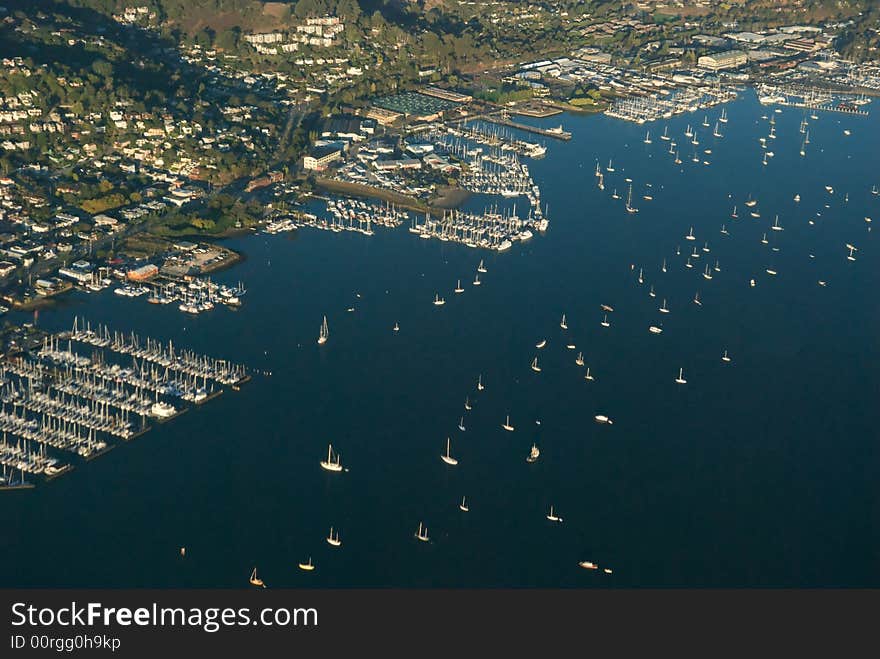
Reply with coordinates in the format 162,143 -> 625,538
560,313 -> 568,330
722,350 -> 731,363
595,162 -> 601,177
702,115 -> 710,128
458,416 -> 466,432
661,258 -> 667,273
611,188 -> 620,200
693,291 -> 702,305
459,496 -> 469,512
393,322 -> 400,332
731,205 -> 738,219
644,130 -> 652,144
320,443 -> 343,472
675,368 -> 687,384
327,527 -> 341,547
454,279 -> 464,293
713,121 -> 722,138
600,314 -> 610,328
720,107 -> 728,123
546,506 -> 563,523
441,437 -> 458,465
477,374 -> 485,391
771,215 -> 783,231
606,158 -> 615,173
249,567 -> 265,588
415,522 -> 429,542
649,325 -> 663,334
660,125 -> 670,141
637,267 -> 644,284
536,339 -> 547,349
659,299 -> 669,313
297,557 -> 315,571
761,233 -> 768,244
685,226 -> 695,241
433,293 -> 445,306
502,415 -> 514,432
584,367 -> 594,381
477,259 -> 487,273
625,184 -> 638,214
530,357 -> 541,373
703,264 -> 713,280
526,443 -> 540,463
720,224 -> 728,236
575,351 -> 584,366
464,396 -> 472,411
317,316 -> 329,345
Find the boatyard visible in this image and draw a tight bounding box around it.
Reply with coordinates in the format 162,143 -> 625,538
0,319 -> 250,490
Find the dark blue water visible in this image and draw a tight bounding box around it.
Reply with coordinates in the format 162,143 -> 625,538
1,90 -> 878,587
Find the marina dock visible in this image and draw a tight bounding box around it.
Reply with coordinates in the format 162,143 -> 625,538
0,320 -> 251,490
480,114 -> 572,140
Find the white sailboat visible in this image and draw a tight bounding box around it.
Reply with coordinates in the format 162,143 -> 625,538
644,130 -> 652,144
441,437 -> 458,465
526,443 -> 540,463
320,443 -> 343,472
530,357 -> 541,373
536,339 -> 547,349
433,293 -> 445,306
473,273 -> 481,286
649,284 -> 655,298
458,416 -> 466,432
720,107 -> 728,123
659,299 -> 669,313
703,264 -> 713,280
575,351 -> 584,366
661,258 -> 667,273
722,350 -> 731,363
731,205 -> 738,218
560,313 -> 568,330
675,367 -> 687,384
477,374 -> 485,391
600,314 -> 610,328
693,291 -> 702,305
393,322 -> 400,332
685,226 -> 695,241
771,215 -> 783,231
464,396 -> 472,411
625,184 -> 639,214
584,367 -> 594,381
415,522 -> 429,542
454,279 -> 464,293
327,527 -> 341,547
249,567 -> 265,588
459,496 -> 469,512
298,557 -> 315,571
477,259 -> 487,273
317,315 -> 329,345
502,415 -> 514,432
546,506 -> 563,523
606,158 -> 615,173
660,125 -> 670,141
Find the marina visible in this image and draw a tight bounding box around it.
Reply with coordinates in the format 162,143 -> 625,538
0,320 -> 250,488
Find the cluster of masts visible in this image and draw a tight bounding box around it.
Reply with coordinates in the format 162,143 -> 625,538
607,88 -> 737,124
68,317 -> 247,385
408,204 -> 548,252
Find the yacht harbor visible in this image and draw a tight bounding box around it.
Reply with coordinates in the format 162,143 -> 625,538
0,319 -> 250,489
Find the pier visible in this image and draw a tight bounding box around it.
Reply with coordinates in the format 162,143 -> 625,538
479,113 -> 572,140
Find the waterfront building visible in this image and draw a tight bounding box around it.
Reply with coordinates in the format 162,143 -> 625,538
698,50 -> 748,71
